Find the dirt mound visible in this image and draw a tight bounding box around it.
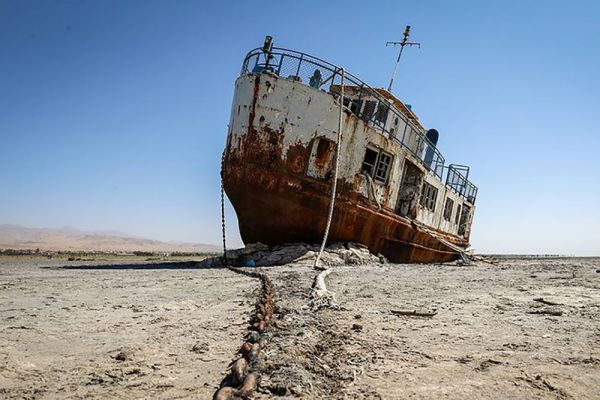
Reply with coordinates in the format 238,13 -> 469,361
200,242 -> 385,268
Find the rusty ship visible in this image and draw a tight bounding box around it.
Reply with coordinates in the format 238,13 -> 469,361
222,36 -> 478,263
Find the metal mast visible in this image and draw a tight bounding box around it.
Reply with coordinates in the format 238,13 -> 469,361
386,25 -> 421,92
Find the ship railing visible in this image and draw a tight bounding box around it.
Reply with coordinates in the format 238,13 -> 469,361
241,47 -> 476,203
446,165 -> 478,204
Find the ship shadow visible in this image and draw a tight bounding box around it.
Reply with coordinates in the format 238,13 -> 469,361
52,255 -> 229,270
51,246 -> 316,270
56,261 -> 209,270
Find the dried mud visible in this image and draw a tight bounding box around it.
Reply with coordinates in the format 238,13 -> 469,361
1,256 -> 599,399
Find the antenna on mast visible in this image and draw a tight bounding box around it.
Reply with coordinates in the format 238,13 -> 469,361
386,25 -> 421,92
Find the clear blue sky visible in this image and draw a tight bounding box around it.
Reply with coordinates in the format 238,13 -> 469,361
1,1 -> 599,255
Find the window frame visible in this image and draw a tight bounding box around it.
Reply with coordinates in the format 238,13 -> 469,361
374,151 -> 393,183
419,181 -> 438,212
362,100 -> 376,123
360,147 -> 379,177
443,197 -> 454,221
360,146 -> 394,185
374,103 -> 390,127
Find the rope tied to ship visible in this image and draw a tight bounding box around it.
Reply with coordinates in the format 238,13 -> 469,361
313,67 -> 345,270
310,68 -> 345,310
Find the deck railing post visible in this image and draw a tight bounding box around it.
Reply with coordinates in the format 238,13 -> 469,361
253,54 -> 259,71
277,54 -> 284,75
295,54 -> 304,78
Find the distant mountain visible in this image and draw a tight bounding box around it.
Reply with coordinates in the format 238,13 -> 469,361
0,224 -> 220,253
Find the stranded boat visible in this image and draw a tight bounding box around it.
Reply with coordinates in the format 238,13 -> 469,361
222,36 -> 477,263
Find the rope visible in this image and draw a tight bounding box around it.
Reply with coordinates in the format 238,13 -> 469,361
314,68 -> 345,269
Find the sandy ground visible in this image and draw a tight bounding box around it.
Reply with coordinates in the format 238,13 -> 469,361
0,256 -> 254,399
1,256 -> 599,399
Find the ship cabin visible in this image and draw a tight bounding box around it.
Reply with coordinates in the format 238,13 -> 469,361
237,46 -> 478,242
326,82 -> 477,239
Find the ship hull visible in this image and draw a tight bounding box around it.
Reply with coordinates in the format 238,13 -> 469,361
223,160 -> 465,264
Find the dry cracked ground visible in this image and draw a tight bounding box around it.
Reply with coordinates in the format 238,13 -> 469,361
1,255 -> 599,399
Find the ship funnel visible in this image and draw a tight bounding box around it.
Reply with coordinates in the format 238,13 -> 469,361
423,129 -> 439,169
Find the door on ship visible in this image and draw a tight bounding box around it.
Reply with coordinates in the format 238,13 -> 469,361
396,160 -> 424,218
458,204 -> 471,236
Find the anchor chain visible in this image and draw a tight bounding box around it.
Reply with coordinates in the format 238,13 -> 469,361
213,266 -> 274,399
217,148 -> 274,399
220,150 -> 228,267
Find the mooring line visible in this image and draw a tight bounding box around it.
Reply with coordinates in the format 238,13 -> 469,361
220,150 -> 228,267
213,266 -> 274,400
314,67 -> 345,269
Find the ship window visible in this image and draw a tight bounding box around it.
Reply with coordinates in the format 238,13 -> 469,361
458,204 -> 471,236
443,197 -> 454,221
361,147 -> 394,184
375,152 -> 392,183
455,204 -> 462,224
420,182 -> 438,212
362,100 -> 376,122
361,148 -> 378,176
350,99 -> 363,116
375,103 -> 389,125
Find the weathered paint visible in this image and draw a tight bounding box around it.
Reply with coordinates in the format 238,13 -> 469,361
306,137 -> 335,179
223,72 -> 474,263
